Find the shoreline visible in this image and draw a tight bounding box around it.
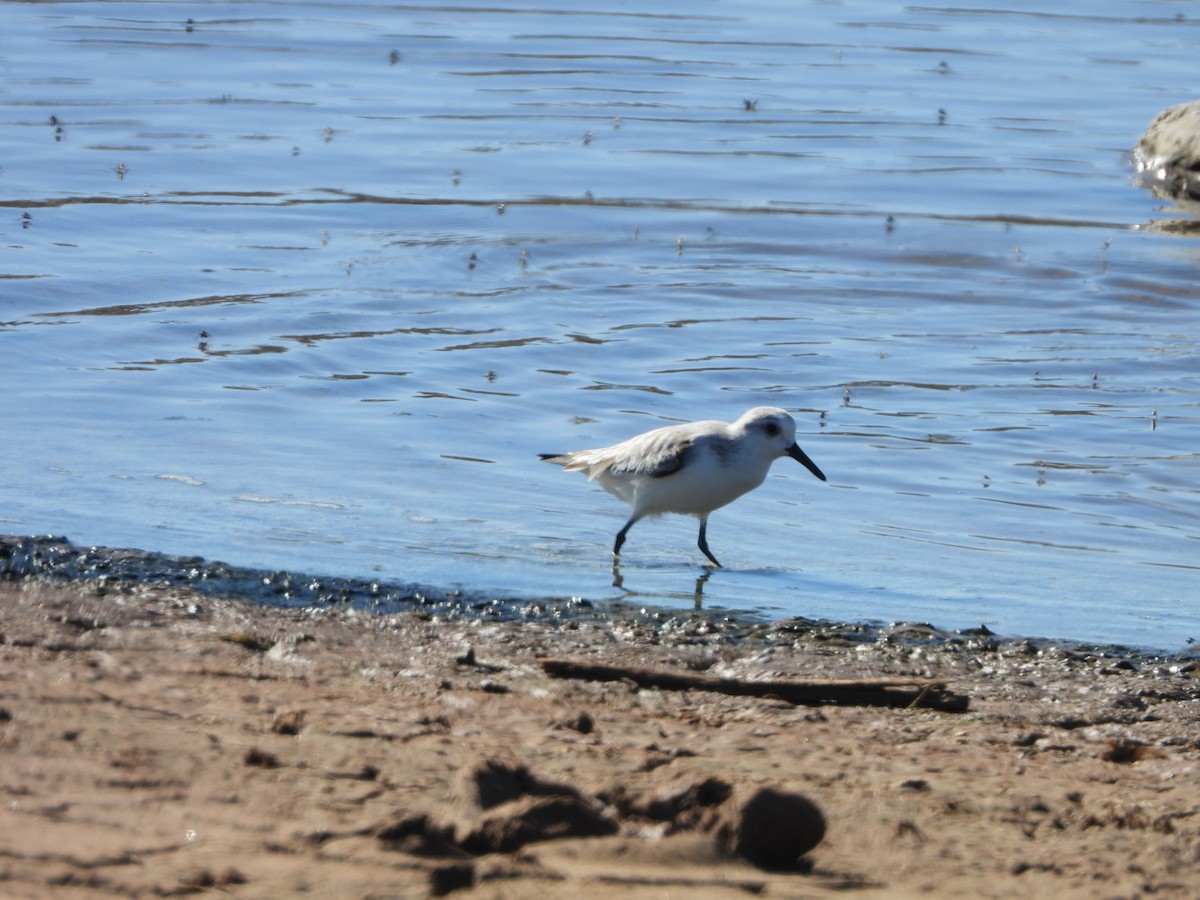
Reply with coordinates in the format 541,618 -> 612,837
1,534 -> 1190,660
2,559 -> 1198,897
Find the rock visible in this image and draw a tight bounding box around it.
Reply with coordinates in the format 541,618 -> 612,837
712,786 -> 826,870
1133,99 -> 1200,200
457,794 -> 618,854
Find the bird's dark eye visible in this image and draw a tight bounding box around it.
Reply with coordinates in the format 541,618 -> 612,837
764,421 -> 780,437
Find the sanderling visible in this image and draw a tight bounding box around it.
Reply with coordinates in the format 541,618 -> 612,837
539,406 -> 826,567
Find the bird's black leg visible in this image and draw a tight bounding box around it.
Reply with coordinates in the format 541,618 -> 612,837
613,515 -> 639,558
697,518 -> 722,568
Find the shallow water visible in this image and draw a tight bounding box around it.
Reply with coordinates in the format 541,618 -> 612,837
2,0 -> 1198,650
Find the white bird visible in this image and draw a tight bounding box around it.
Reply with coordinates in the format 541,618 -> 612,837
539,406 -> 826,567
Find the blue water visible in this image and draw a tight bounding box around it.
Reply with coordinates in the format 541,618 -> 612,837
2,0 -> 1198,650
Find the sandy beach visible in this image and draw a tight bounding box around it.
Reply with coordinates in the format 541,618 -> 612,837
1,574 -> 1197,898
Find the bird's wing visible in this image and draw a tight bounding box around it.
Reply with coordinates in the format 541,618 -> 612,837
604,428 -> 695,478
543,419 -> 725,481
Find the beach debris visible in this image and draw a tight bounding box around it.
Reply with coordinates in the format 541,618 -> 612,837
456,646 -> 501,671
1101,738 -> 1166,764
218,632 -> 274,653
271,709 -> 305,735
540,658 -> 969,711
242,747 -> 280,769
556,710 -> 594,734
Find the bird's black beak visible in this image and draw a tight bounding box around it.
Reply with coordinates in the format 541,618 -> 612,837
787,443 -> 827,481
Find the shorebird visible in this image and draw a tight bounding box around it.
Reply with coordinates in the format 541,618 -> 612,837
539,406 -> 826,567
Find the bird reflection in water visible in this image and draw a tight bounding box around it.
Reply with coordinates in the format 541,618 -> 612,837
611,564 -> 713,610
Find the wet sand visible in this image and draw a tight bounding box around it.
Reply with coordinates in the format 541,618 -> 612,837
1,575 -> 1197,898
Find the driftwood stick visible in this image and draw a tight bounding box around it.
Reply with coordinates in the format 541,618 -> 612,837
540,658 -> 969,713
